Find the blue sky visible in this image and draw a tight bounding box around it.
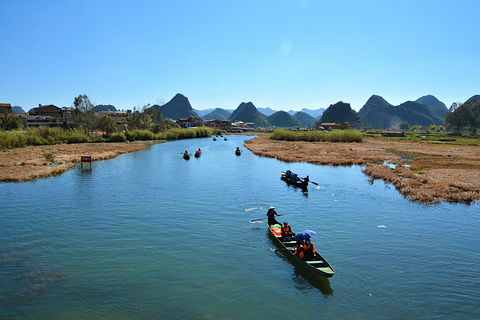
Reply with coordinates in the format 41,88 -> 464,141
1,0 -> 479,112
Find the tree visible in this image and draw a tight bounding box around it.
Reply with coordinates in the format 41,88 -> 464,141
0,113 -> 21,130
73,94 -> 96,134
463,100 -> 480,136
97,115 -> 119,137
126,106 -> 153,130
444,102 -> 466,133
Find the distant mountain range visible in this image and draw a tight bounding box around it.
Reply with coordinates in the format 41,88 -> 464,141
81,92 -> 478,129
358,95 -> 447,129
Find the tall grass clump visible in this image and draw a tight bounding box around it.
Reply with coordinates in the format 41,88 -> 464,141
0,131 -> 28,149
270,129 -> 363,143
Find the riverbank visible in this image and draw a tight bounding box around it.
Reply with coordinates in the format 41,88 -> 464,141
244,134 -> 480,204
0,141 -> 155,182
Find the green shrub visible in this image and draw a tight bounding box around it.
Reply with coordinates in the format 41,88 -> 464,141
109,132 -> 127,142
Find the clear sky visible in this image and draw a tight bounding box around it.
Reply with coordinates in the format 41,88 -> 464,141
1,0 -> 479,112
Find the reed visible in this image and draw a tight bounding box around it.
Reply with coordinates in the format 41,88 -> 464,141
269,129 -> 363,143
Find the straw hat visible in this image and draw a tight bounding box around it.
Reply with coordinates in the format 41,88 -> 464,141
269,206 -> 275,209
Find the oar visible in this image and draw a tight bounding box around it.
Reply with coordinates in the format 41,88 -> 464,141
250,214 -> 283,222
274,248 -> 290,252
309,181 -> 319,186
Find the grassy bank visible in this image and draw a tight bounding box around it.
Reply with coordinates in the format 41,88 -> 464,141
269,129 -> 363,143
0,126 -> 214,150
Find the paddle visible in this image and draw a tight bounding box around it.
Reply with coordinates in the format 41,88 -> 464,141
274,248 -> 290,252
250,214 -> 283,222
309,181 -> 319,186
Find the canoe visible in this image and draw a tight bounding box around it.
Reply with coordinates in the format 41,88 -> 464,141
235,150 -> 241,156
281,171 -> 308,189
268,226 -> 335,278
183,153 -> 190,160
194,151 -> 201,158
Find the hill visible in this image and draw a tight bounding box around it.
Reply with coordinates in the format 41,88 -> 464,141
315,101 -> 370,130
293,111 -> 316,127
229,102 -> 269,127
415,95 -> 448,119
266,111 -> 304,128
93,105 -> 117,112
202,108 -> 232,120
161,93 -> 197,120
12,106 -> 26,114
359,95 -> 444,129
257,107 -> 277,116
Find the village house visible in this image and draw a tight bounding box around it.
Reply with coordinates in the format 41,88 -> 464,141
204,119 -> 231,130
33,104 -> 61,117
319,122 -> 352,130
0,103 -> 13,114
95,110 -> 132,125
176,116 -> 201,128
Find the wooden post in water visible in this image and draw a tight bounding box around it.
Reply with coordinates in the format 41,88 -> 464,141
81,155 -> 92,171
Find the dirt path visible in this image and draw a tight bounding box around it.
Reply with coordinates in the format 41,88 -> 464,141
244,134 -> 480,204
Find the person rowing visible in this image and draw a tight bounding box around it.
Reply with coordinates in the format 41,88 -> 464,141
266,206 -> 281,226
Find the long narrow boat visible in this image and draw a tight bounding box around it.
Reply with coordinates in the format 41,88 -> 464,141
281,171 -> 308,189
268,226 -> 335,278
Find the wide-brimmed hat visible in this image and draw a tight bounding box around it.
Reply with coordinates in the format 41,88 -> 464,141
269,206 -> 275,209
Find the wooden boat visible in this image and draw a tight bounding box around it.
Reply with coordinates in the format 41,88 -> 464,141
183,153 -> 190,160
194,151 -> 201,158
268,226 -> 335,278
281,171 -> 308,189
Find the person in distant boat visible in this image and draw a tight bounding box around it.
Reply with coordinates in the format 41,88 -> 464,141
286,169 -> 292,178
294,241 -> 305,260
184,150 -> 189,157
303,175 -> 309,184
236,147 -> 241,153
281,222 -> 295,242
266,206 -> 281,226
303,238 -> 316,261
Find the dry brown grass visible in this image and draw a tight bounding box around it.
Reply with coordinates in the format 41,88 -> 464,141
0,142 -> 154,182
244,133 -> 480,204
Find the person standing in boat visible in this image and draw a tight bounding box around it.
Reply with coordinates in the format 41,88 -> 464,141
303,175 -> 309,184
281,222 -> 295,241
303,238 -> 316,261
266,206 -> 281,226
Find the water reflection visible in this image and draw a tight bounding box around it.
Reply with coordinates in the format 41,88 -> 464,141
292,265 -> 334,297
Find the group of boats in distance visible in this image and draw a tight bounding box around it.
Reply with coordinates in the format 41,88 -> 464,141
182,142 -> 242,160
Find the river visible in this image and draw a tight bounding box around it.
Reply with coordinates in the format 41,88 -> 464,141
1,135 -> 479,319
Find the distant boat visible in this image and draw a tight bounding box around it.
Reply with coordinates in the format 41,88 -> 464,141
235,149 -> 242,156
281,171 -> 308,189
224,137 -> 228,141
213,137 -> 217,141
194,150 -> 201,158
183,152 -> 190,160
